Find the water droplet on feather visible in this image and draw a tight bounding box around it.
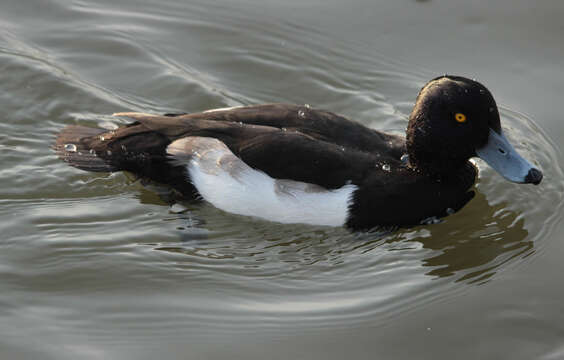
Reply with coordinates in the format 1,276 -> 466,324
64,144 -> 77,152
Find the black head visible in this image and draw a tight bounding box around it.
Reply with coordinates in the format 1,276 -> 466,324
406,75 -> 542,184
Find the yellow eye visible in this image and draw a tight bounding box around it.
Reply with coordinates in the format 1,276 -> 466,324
455,113 -> 467,123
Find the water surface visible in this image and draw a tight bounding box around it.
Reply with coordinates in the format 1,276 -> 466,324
1,0 -> 564,359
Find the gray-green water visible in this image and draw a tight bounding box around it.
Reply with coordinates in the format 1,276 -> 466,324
2,0 -> 564,359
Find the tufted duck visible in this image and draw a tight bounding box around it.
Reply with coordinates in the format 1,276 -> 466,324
55,75 -> 542,230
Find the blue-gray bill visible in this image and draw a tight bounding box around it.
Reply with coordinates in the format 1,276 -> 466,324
476,129 -> 542,185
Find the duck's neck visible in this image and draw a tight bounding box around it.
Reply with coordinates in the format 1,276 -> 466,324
407,149 -> 470,180
405,116 -> 474,179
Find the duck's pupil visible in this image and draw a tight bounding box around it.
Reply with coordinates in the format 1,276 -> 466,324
455,113 -> 467,123
498,148 -> 506,155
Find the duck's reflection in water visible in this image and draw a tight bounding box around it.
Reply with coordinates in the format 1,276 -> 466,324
423,192 -> 530,283
135,184 -> 531,284
382,190 -> 531,283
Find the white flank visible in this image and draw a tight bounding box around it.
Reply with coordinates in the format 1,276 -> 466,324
167,137 -> 356,226
189,162 -> 356,226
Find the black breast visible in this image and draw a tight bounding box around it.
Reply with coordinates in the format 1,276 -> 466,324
346,162 -> 477,230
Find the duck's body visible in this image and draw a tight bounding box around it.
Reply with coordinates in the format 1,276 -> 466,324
55,76 -> 542,230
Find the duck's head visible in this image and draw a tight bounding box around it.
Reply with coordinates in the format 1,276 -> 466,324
406,75 -> 542,185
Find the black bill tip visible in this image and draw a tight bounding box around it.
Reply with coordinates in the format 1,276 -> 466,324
525,168 -> 543,185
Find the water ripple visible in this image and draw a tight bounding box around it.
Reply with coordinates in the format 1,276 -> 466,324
0,0 -> 562,354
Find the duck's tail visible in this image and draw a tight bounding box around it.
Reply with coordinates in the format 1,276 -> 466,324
54,125 -> 119,172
